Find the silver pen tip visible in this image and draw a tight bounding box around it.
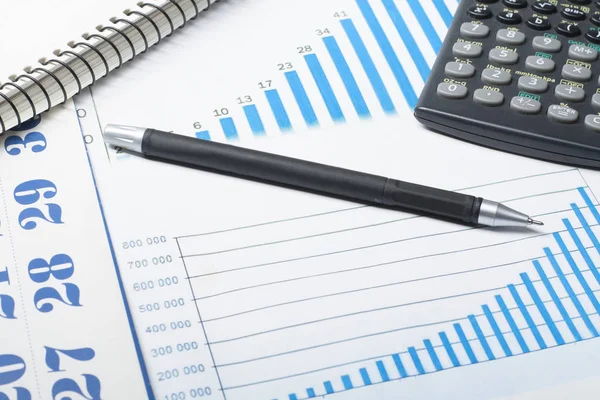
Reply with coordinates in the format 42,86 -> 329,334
527,218 -> 544,226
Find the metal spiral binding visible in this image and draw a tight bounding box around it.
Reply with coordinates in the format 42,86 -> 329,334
0,0 -> 221,134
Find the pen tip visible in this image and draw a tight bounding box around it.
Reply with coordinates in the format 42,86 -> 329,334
527,218 -> 544,226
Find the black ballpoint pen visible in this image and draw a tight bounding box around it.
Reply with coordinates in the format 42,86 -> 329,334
102,125 -> 543,228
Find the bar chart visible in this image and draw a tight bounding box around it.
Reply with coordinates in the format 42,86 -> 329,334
169,169 -> 600,400
189,0 -> 456,142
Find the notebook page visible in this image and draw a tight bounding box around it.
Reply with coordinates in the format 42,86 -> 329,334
73,0 -> 600,399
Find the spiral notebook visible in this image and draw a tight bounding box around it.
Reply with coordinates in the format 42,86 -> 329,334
0,0 -> 222,134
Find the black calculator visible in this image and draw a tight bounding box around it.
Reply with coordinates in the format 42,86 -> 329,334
414,0 -> 600,168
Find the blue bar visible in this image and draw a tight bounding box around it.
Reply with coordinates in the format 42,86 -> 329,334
381,0 -> 429,81
453,323 -> 478,364
306,388 -> 316,398
285,71 -> 319,127
341,375 -> 353,390
408,347 -> 425,374
544,234 -> 600,336
521,273 -> 565,345
433,0 -> 454,27
508,284 -> 547,349
304,54 -> 345,122
322,36 -> 371,119
438,332 -> 460,367
482,305 -> 513,356
323,381 -> 334,394
359,368 -> 372,385
495,295 -> 530,353
195,130 -> 211,140
340,19 -> 396,114
468,315 -> 495,360
534,258 -> 581,341
391,354 -> 408,377
565,214 -> 600,286
423,339 -> 443,371
242,104 -> 265,136
552,234 -> 600,317
578,187 -> 600,225
356,0 -> 418,108
219,117 -> 239,140
264,89 -> 292,132
376,360 -> 390,381
288,394 -> 298,400
571,203 -> 600,263
406,0 -> 443,53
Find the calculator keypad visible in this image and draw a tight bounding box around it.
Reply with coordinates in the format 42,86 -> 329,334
431,0 -> 600,141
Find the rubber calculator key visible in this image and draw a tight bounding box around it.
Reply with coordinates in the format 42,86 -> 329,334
437,82 -> 468,99
525,55 -> 555,72
481,68 -> 512,85
460,22 -> 490,38
517,75 -> 548,92
554,84 -> 585,102
453,42 -> 483,57
585,115 -> 600,131
562,64 -> 592,81
568,44 -> 598,61
496,29 -> 526,45
510,96 -> 542,114
532,1 -> 557,14
489,48 -> 518,64
445,62 -> 476,78
473,88 -> 504,106
532,36 -> 561,52
547,105 -> 578,123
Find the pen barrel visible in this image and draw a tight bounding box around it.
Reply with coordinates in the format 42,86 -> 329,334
142,129 -> 483,224
381,179 -> 482,224
143,129 -> 388,203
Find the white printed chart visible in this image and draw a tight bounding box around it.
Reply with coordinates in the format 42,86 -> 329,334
72,0 -> 600,399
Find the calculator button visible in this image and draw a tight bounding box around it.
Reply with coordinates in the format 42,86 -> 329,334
561,7 -> 587,21
585,114 -> 600,132
525,55 -> 555,72
503,0 -> 528,8
518,75 -> 549,92
555,84 -> 585,102
497,11 -> 523,24
437,82 -> 468,99
591,13 -> 600,27
557,22 -> 581,37
548,104 -> 579,123
510,96 -> 542,114
489,48 -> 519,64
527,16 -> 552,30
460,22 -> 490,38
592,93 -> 600,108
568,44 -> 598,61
496,29 -> 526,45
532,1 -> 557,13
468,5 -> 493,19
453,42 -> 483,58
586,28 -> 600,43
445,62 -> 475,78
562,64 -> 592,81
532,36 -> 562,52
481,68 -> 512,85
473,88 -> 505,106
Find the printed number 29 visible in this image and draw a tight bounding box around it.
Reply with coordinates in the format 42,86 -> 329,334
14,179 -> 62,230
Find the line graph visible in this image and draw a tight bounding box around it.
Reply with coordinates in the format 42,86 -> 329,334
168,169 -> 600,400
